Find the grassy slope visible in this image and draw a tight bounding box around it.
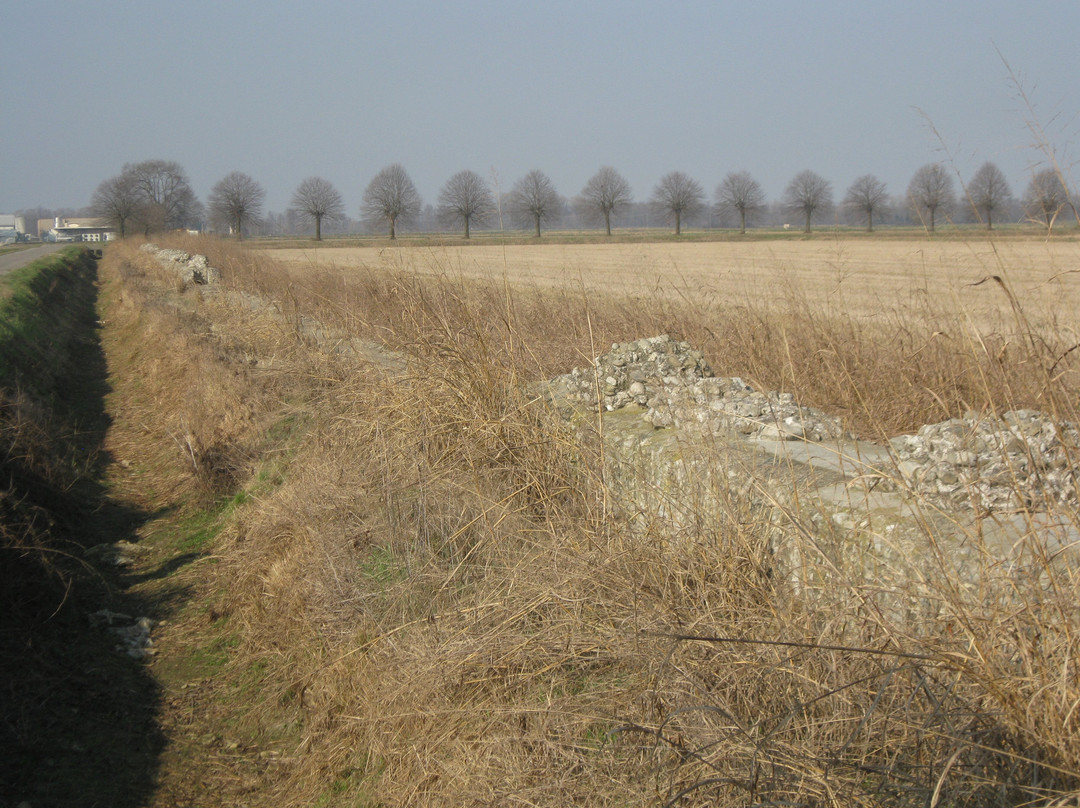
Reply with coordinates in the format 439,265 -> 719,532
92,242 -> 313,805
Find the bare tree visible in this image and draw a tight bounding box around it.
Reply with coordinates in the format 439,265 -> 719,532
843,175 -> 888,232
509,170 -> 560,237
577,167 -> 632,235
362,164 -> 421,239
89,170 -> 140,238
208,171 -> 265,239
907,163 -> 954,232
966,162 -> 1011,230
1022,169 -> 1070,232
290,177 -> 345,240
714,171 -> 765,234
437,170 -> 494,239
126,159 -> 201,233
650,171 -> 704,235
783,170 -> 833,233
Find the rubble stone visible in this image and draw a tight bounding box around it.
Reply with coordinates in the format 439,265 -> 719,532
547,335 -> 1080,512
141,243 -> 221,285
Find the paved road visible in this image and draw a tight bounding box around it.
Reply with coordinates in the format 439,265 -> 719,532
0,243 -> 65,279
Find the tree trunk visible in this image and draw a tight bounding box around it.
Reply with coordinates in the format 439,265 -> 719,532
804,210 -> 811,233
534,215 -> 541,238
928,206 -> 936,232
315,214 -> 322,240
986,208 -> 993,230
236,216 -> 243,240
867,210 -> 873,232
464,216 -> 470,239
675,211 -> 681,236
389,216 -> 396,240
739,209 -> 746,234
604,210 -> 612,236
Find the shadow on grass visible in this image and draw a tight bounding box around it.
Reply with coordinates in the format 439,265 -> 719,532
0,252 -> 171,807
123,552 -> 205,585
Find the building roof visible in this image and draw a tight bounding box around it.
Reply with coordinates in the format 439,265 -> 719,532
55,217 -> 109,229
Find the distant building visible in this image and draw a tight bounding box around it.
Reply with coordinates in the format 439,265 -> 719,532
0,214 -> 16,243
44,217 -> 117,242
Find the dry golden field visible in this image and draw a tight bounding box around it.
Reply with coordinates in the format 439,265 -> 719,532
265,236 -> 1080,331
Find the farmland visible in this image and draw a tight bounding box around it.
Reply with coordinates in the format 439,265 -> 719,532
265,234 -> 1080,330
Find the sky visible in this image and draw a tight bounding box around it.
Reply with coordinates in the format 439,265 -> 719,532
3,0 -> 1079,216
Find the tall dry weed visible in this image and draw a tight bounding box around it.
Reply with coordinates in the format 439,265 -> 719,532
108,234 -> 1080,806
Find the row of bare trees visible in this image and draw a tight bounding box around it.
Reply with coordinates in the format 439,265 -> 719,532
90,159 -> 1077,241
361,162 -> 1074,238
903,163 -> 1071,232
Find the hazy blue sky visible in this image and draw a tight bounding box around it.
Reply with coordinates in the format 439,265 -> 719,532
3,1 -> 1078,216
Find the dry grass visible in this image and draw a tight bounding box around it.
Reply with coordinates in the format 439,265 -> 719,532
99,234 -> 1080,806
100,246 -> 296,509
262,236 -> 1080,438
265,236 -> 1080,329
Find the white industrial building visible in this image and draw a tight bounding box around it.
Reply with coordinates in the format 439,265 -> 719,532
43,217 -> 117,242
0,214 -> 18,243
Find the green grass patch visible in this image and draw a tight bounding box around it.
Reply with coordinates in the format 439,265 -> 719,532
153,484 -> 257,557
360,545 -> 407,585
184,629 -> 240,675
0,246 -> 97,396
175,508 -> 226,553
580,721 -> 620,751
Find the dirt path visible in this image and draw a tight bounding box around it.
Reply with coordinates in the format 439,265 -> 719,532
0,243 -> 63,277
